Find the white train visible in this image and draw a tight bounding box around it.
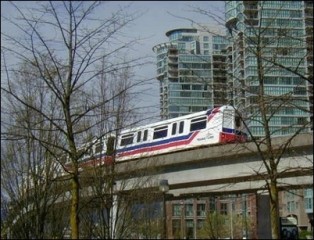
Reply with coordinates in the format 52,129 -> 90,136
115,105 -> 247,161
65,105 -> 247,169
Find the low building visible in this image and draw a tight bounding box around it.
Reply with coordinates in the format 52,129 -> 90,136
165,194 -> 257,239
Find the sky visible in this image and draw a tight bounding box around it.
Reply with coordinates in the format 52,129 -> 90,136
1,1 -> 225,122
109,1 -> 225,121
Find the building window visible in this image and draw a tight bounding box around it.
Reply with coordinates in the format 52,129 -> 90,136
178,42 -> 185,50
185,220 -> 194,239
182,84 -> 191,90
203,36 -> 209,41
287,201 -> 296,212
173,204 -> 181,216
220,203 -> 228,215
197,204 -> 206,216
305,198 -> 313,210
181,92 -> 191,97
203,43 -> 209,49
197,219 -> 205,229
304,188 -> 313,197
209,197 -> 216,213
192,85 -> 202,90
172,219 -> 181,238
185,204 -> 193,217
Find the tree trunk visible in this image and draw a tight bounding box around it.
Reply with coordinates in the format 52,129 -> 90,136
70,175 -> 80,239
269,179 -> 280,239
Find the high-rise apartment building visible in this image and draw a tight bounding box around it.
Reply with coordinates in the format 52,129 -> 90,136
225,1 -> 312,137
153,26 -> 228,120
225,1 -> 313,234
304,1 -> 313,129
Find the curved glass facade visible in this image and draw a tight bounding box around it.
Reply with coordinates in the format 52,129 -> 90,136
153,28 -> 228,120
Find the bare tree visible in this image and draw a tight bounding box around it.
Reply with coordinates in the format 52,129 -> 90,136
1,1 -> 151,238
171,1 -> 313,239
67,55 -> 163,239
76,64 -> 132,239
0,60 -> 68,238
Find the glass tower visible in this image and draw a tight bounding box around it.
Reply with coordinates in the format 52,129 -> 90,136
153,27 -> 228,120
225,1 -> 312,137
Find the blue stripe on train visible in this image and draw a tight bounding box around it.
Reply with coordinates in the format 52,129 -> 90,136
223,127 -> 247,136
222,127 -> 234,133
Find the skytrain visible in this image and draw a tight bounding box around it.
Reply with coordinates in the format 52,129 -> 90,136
65,105 -> 247,170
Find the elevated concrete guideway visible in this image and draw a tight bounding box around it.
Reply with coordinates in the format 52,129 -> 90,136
115,133 -> 313,197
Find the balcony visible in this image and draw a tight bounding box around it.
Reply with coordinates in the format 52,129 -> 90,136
168,67 -> 178,73
226,16 -> 238,29
244,13 -> 259,26
168,60 -> 178,66
157,72 -> 165,81
243,5 -> 258,13
168,48 -> 178,57
168,72 -> 178,78
243,0 -> 258,5
213,64 -> 225,70
168,51 -> 178,58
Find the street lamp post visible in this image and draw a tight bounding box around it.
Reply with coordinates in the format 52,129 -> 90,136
243,194 -> 248,239
159,179 -> 169,239
230,199 -> 234,239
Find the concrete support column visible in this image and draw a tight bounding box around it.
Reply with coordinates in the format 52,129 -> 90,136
257,192 -> 272,239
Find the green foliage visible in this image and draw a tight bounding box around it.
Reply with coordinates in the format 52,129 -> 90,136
197,211 -> 229,239
196,211 -> 252,239
299,230 -> 313,239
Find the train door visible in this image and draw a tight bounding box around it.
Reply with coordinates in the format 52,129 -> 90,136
220,108 -> 235,143
222,109 -> 234,130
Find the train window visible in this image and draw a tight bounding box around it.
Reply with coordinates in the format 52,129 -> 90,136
179,121 -> 184,134
95,142 -> 103,153
153,126 -> 168,139
172,123 -> 177,135
78,148 -> 85,157
143,129 -> 148,141
120,134 -> 134,146
190,116 -> 207,132
83,148 -> 92,159
137,131 -> 142,142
